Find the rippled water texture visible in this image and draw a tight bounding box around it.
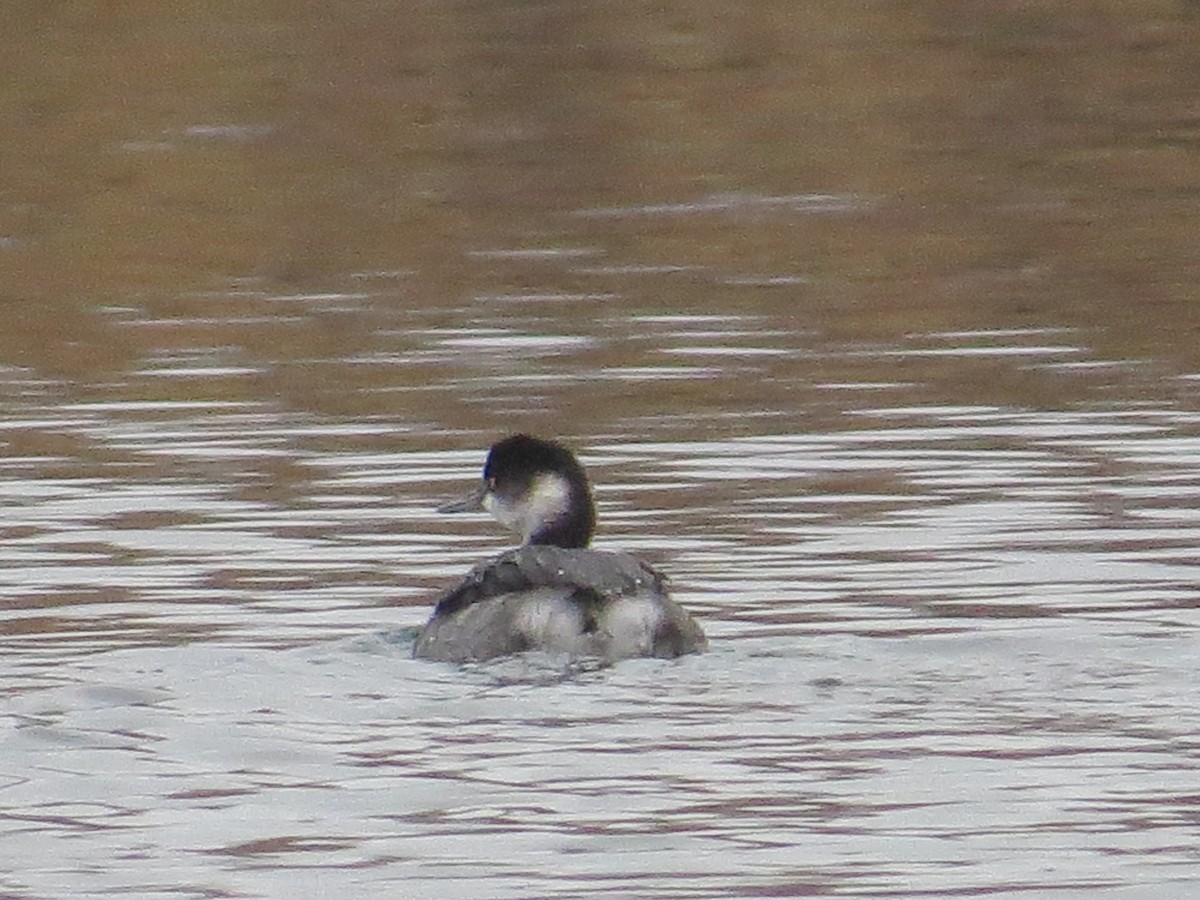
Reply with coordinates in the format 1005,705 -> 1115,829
4,3 -> 1200,899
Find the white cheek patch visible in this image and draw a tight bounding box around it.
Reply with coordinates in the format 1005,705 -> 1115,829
526,473 -> 571,533
485,473 -> 570,543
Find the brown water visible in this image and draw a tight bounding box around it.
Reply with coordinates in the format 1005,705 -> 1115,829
4,3 -> 1200,898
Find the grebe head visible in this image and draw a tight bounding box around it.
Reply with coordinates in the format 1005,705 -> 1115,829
438,434 -> 595,548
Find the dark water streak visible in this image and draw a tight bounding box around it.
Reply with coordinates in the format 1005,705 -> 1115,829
3,358 -> 1200,897
4,2 -> 1200,897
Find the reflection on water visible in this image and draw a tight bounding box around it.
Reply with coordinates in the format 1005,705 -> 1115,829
3,626 -> 1199,898
6,2 -> 1200,896
3,320 -> 1200,897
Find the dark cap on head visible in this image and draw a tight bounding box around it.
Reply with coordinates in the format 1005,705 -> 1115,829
485,434 -> 595,547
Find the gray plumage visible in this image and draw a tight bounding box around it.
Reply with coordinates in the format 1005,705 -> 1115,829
413,435 -> 707,664
413,546 -> 706,662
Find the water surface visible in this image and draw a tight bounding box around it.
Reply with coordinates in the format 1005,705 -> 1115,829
4,3 -> 1200,898
4,351 -> 1200,897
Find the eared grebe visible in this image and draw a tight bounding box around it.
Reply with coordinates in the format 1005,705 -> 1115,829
413,434 -> 707,663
